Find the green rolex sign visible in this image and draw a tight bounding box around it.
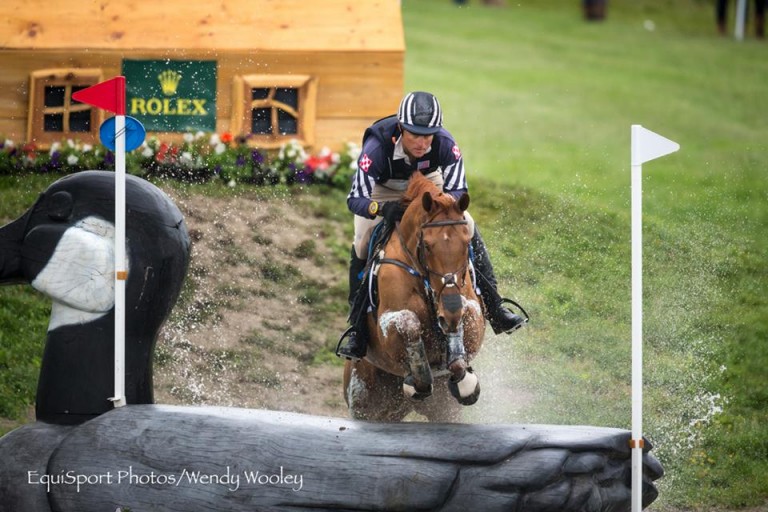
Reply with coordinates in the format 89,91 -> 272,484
122,60 -> 217,132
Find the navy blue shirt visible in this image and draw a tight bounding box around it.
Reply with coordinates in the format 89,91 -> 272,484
347,116 -> 468,218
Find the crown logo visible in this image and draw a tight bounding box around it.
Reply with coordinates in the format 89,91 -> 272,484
158,70 -> 182,96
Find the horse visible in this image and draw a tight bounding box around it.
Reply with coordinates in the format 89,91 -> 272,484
343,173 -> 487,422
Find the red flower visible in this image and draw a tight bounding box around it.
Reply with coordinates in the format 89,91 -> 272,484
305,154 -> 333,173
220,132 -> 234,144
20,142 -> 38,161
156,142 -> 179,163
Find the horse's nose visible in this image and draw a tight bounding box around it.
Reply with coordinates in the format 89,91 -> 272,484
438,292 -> 464,334
438,312 -> 462,335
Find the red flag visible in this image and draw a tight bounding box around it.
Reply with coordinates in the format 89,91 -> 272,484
72,76 -> 125,115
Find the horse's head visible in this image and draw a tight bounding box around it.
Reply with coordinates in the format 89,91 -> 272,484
402,174 -> 472,335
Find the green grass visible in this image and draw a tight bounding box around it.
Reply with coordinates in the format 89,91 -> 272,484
404,0 -> 767,508
1,1 -> 766,509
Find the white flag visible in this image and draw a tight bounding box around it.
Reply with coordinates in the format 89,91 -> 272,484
631,125 -> 679,166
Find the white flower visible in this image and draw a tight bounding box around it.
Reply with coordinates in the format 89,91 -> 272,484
66,154 -> 79,165
194,131 -> 205,141
183,132 -> 194,143
141,145 -> 154,158
228,179 -> 236,188
4,139 -> 14,148
82,144 -> 93,153
180,151 -> 193,163
214,143 -> 226,155
209,133 -> 221,146
346,141 -> 361,160
66,139 -> 75,148
49,142 -> 61,155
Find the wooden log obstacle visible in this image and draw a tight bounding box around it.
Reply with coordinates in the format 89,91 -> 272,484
0,171 -> 663,511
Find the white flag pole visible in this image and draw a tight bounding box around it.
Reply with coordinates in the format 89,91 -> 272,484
630,125 -> 645,512
112,113 -> 127,408
630,125 -> 679,512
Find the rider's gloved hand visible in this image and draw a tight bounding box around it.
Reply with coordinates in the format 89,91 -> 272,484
380,202 -> 406,224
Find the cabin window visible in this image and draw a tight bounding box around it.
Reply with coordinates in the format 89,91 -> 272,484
28,69 -> 104,146
231,75 -> 318,149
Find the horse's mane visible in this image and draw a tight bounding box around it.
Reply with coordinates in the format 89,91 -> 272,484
402,173 -> 455,211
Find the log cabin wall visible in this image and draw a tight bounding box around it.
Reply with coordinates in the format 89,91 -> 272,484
0,0 -> 405,150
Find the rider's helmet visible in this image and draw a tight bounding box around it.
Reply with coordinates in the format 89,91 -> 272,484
397,91 -> 443,135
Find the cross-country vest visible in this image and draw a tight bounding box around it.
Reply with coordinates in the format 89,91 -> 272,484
362,115 -> 444,182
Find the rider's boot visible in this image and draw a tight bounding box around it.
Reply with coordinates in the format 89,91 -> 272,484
472,228 -> 527,335
336,247 -> 368,361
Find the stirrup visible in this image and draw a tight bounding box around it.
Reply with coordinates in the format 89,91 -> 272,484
335,326 -> 364,361
500,297 -> 530,325
489,298 -> 530,335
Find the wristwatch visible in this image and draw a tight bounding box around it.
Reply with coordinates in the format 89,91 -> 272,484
368,201 -> 379,217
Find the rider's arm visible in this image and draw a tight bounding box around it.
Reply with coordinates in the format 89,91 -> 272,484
438,135 -> 468,200
347,149 -> 381,219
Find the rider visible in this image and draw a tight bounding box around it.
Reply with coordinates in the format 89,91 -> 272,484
336,91 -> 526,361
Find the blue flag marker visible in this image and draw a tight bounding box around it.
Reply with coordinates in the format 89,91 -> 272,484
100,116 -> 146,152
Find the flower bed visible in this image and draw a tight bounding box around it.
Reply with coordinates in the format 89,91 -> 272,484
0,132 -> 360,190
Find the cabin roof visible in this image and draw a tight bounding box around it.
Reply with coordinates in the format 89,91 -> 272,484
2,0 -> 404,52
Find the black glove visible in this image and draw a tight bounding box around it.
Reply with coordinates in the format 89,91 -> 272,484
380,202 -> 406,224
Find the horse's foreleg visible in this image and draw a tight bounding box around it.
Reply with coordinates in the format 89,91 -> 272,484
403,340 -> 433,400
380,310 -> 433,401
446,325 -> 481,406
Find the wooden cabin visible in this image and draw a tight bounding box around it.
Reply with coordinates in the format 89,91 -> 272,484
0,0 -> 405,150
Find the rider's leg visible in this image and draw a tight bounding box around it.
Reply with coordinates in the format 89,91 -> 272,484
472,227 -> 527,335
337,246 -> 368,360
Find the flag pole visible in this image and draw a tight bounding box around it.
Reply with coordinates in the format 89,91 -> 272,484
112,77 -> 127,408
113,110 -> 127,408
630,125 -> 679,512
630,125 -> 644,512
72,76 -> 132,409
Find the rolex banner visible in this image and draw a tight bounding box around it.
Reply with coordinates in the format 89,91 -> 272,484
122,60 -> 217,132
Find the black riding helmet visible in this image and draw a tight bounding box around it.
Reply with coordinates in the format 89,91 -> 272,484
397,91 -> 443,135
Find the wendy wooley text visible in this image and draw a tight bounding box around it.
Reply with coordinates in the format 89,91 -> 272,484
27,466 -> 304,493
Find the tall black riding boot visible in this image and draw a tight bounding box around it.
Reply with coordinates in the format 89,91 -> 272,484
336,246 -> 369,361
472,228 -> 527,335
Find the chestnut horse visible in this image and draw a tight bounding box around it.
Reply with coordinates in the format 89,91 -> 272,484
343,173 -> 486,422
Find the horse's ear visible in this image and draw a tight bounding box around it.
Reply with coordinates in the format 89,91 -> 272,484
422,192 -> 434,212
457,193 -> 470,212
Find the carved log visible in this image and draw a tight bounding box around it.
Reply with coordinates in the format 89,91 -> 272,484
0,405 -> 663,511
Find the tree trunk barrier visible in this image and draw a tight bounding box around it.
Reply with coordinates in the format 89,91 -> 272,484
0,404 -> 663,511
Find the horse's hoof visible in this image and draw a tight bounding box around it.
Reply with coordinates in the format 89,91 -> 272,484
403,375 -> 432,401
448,367 -> 480,406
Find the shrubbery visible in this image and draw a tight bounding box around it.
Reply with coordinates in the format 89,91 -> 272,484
0,132 -> 360,190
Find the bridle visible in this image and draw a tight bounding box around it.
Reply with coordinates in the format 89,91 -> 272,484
417,218 -> 470,296
380,213 -> 472,309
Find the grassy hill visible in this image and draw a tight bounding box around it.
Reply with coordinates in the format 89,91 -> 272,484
1,0 -> 766,509
402,0 -> 767,508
